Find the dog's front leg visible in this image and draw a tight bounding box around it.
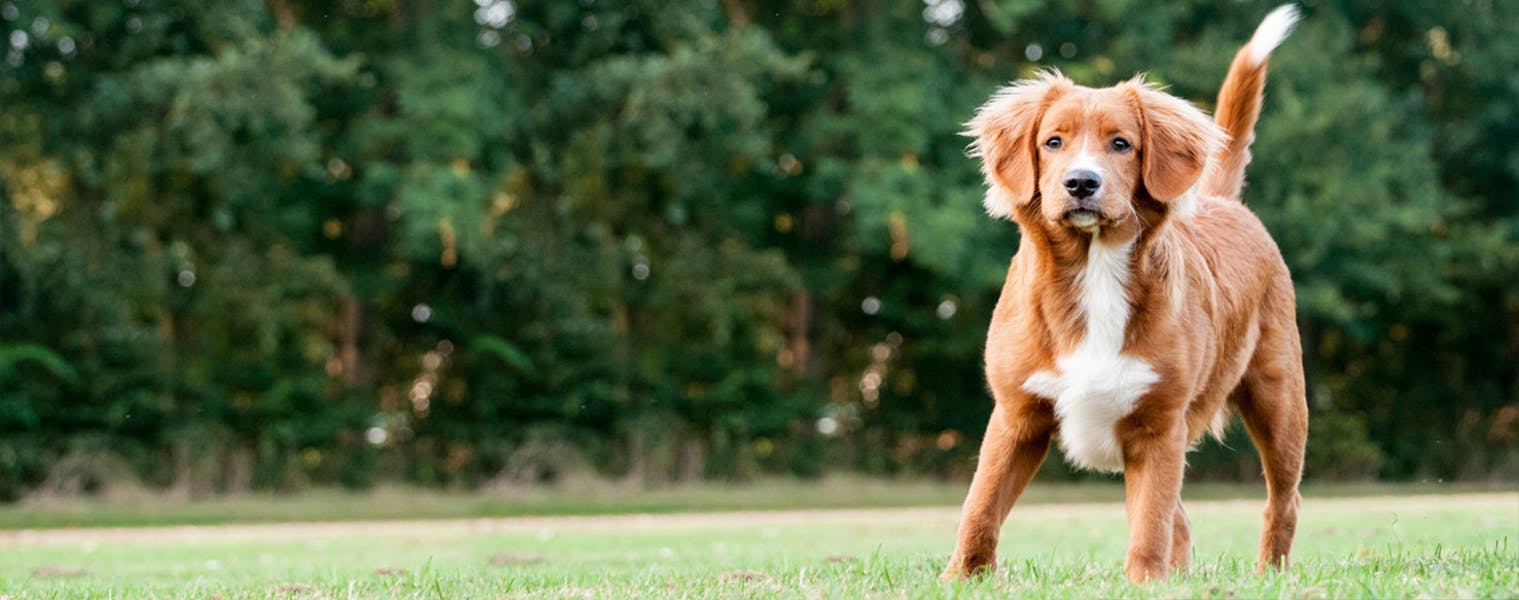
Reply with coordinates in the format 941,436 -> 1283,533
942,401 -> 1053,580
1118,412 -> 1188,583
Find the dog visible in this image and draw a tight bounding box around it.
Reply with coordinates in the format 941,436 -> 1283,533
942,5 -> 1307,584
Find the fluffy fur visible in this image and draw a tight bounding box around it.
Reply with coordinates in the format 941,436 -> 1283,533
1022,232 -> 1160,472
944,5 -> 1308,584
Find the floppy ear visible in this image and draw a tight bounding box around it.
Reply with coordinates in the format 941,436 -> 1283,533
1131,86 -> 1226,201
967,72 -> 1068,219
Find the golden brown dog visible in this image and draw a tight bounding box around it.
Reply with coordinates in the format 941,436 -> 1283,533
942,5 -> 1307,584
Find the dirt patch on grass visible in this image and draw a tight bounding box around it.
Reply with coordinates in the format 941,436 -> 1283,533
720,570 -> 771,582
267,583 -> 320,596
489,551 -> 543,565
32,565 -> 86,578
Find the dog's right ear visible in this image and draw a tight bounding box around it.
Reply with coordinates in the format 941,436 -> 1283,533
966,71 -> 1069,219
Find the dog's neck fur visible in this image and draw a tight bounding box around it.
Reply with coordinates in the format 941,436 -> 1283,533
1016,215 -> 1160,472
1012,193 -> 1177,357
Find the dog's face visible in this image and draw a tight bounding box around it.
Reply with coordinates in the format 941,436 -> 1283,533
969,72 -> 1224,236
1032,92 -> 1146,232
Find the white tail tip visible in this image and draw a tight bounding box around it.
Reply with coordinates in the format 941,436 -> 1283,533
1246,4 -> 1300,66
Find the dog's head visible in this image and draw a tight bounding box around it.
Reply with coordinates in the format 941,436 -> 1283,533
969,71 -> 1225,237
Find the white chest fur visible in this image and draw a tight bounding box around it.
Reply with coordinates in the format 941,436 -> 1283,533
1022,234 -> 1159,472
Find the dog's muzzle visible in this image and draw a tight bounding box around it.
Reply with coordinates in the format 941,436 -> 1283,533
1063,208 -> 1101,229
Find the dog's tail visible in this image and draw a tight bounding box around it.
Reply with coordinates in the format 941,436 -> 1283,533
1204,4 -> 1299,200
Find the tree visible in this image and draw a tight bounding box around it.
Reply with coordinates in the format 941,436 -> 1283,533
1,0 -> 1513,498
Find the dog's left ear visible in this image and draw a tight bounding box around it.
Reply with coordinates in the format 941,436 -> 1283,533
1130,85 -> 1227,201
967,71 -> 1070,219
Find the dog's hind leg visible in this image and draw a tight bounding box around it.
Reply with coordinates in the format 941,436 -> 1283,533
1236,288 -> 1308,572
1170,499 -> 1191,572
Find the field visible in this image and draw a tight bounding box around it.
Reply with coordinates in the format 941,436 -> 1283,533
1,485 -> 1515,598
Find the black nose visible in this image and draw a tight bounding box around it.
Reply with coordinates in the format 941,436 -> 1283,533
1063,170 -> 1101,199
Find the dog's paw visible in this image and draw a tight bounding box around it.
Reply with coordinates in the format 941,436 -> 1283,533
939,559 -> 994,583
1124,560 -> 1170,584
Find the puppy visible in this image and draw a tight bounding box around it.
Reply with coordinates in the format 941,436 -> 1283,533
942,5 -> 1307,583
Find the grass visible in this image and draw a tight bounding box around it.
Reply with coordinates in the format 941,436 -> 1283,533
1,486 -> 1515,598
3,477 -> 1510,529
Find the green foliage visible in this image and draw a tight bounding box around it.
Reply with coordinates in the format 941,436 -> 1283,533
0,342 -> 77,384
471,335 -> 535,376
0,0 -> 1514,497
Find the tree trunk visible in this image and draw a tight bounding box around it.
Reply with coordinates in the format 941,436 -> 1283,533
787,290 -> 815,375
339,297 -> 364,385
169,441 -> 192,501
678,436 -> 706,482
224,442 -> 253,495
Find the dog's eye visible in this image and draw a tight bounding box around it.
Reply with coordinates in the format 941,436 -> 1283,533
1111,138 -> 1131,152
1044,137 -> 1063,150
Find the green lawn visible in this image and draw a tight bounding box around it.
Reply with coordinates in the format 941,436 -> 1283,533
2,489 -> 1514,598
4,478 -> 1510,530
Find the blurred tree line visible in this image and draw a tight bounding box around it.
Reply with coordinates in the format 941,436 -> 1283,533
1,0 -> 1515,500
